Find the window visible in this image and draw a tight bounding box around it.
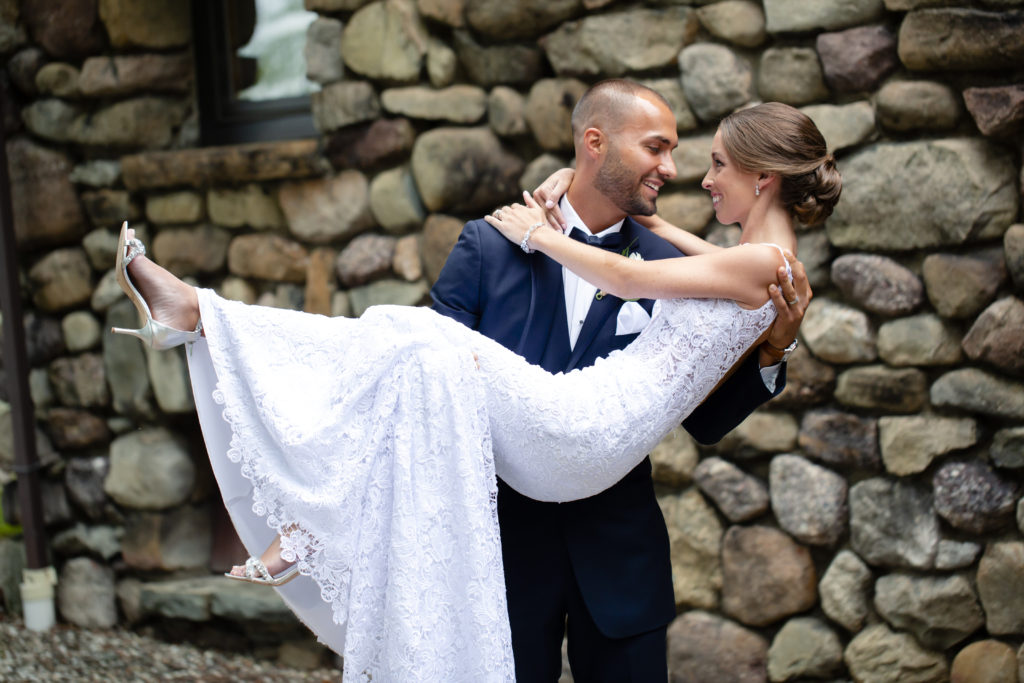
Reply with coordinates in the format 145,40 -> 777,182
192,0 -> 320,145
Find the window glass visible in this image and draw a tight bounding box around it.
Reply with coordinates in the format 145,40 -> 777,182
235,0 -> 319,101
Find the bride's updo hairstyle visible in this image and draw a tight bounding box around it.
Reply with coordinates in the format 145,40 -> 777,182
719,102 -> 842,226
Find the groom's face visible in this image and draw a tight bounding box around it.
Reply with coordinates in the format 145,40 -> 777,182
593,95 -> 678,216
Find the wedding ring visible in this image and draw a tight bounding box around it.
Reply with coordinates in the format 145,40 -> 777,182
493,209 -> 503,219
787,296 -> 799,306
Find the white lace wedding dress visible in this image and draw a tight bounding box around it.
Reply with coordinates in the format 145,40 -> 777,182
186,263 -> 778,682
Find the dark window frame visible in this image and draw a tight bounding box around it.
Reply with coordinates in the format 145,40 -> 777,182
191,0 -> 318,146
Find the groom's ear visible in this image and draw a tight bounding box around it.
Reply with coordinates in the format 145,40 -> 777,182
582,127 -> 605,159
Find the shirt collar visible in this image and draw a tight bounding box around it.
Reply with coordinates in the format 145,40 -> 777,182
559,196 -> 625,238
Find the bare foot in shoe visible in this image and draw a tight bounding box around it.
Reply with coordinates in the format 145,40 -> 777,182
125,228 -> 202,333
230,534 -> 295,578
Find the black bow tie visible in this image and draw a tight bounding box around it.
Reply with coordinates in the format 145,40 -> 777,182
568,227 -> 625,251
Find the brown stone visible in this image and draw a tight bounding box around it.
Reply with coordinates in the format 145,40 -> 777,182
465,0 -> 581,39
453,30 -> 545,87
278,171 -> 374,244
80,189 -> 140,227
1007,224 -> 1024,292
121,139 -> 328,190
304,248 -> 337,316
525,79 -> 588,152
416,0 -> 466,27
45,407 -> 110,450
310,80 -> 381,133
964,84 -> 1024,137
151,225 -> 231,277
98,0 -> 191,49
227,234 -> 309,283
923,250 -> 1007,319
392,235 -> 422,282
78,52 -> 193,97
950,640 -> 1018,683
28,248 -> 93,312
667,611 -> 769,683
773,345 -> 836,407
48,353 -> 108,408
798,410 -> 880,471
7,137 -> 86,247
324,118 -> 416,171
335,234 -> 397,287
962,297 -> 1024,374
421,214 -> 464,283
835,366 -> 928,413
816,25 -> 898,92
21,0 -> 104,59
721,525 -> 817,627
898,8 -> 1024,71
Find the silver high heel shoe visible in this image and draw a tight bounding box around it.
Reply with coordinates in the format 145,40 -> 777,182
110,221 -> 203,350
225,556 -> 300,587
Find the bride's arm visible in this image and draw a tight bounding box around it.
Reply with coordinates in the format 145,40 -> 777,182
487,193 -> 782,308
631,214 -> 722,256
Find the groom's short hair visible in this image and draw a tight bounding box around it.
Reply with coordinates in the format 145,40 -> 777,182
570,79 -> 672,147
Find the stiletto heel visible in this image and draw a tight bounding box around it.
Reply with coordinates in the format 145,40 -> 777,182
110,221 -> 202,350
225,556 -> 300,586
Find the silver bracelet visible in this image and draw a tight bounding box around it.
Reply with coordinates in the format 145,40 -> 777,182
520,222 -> 544,253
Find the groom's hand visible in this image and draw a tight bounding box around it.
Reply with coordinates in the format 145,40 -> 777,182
760,251 -> 811,366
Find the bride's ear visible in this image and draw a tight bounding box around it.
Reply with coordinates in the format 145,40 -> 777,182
757,172 -> 779,190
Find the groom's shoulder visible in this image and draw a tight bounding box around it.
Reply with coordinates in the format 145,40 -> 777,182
458,216 -> 527,259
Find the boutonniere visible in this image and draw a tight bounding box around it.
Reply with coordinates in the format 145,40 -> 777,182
596,240 -> 641,301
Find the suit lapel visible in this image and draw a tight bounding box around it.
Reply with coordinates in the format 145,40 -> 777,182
516,253 -> 568,368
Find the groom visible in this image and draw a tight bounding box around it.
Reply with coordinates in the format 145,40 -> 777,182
431,79 -> 808,681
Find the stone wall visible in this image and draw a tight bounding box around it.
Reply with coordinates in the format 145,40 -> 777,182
1,0 -> 1023,679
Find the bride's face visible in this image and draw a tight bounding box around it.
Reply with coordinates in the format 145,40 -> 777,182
701,130 -> 760,226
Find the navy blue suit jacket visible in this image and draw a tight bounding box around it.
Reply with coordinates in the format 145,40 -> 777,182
431,217 -> 784,638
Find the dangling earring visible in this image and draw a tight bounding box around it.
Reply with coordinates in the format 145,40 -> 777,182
754,184 -> 760,197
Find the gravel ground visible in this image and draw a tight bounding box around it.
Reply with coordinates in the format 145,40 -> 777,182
0,615 -> 345,682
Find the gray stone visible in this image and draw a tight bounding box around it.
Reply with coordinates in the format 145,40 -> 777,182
69,97 -> 188,150
69,160 -> 121,188
416,0 -> 466,27
519,154 -> 567,200
279,171 -> 373,244
836,365 -> 928,413
411,127 -> 525,212
209,578 -> 296,623
29,248 -> 93,312
650,426 -> 698,489
877,313 -> 962,366
61,311 -> 101,352
348,279 -> 428,317
639,78 -> 698,133
336,234 -> 397,287
757,48 -> 828,106
542,7 -> 698,78
1007,224 -> 1024,291
310,80 -> 380,133
721,525 -> 817,627
145,191 -> 204,224
452,30 -> 544,87
656,192 -> 714,235
426,37 -> 456,88
879,416 -> 977,476
696,0 -> 766,48
35,62 -> 80,97
80,189 -> 139,228
714,412 -> 798,458
392,235 -> 422,282
0,539 -> 26,616
22,0 -> 103,58
850,477 -> 939,569
7,137 -> 86,248
931,368 -> 1024,420
816,24 -> 898,93
666,611 -> 768,683
98,0 -> 191,49
464,0 -> 580,39
819,550 -> 873,632
151,225 -> 230,277
935,540 -> 981,570
693,456 -> 769,523
962,297 -> 1024,374
898,8 -> 1024,71
147,345 -> 194,414
660,489 -> 723,610
831,253 -> 923,316
977,542 -> 1024,635
679,43 -> 753,123
304,17 -> 344,85
103,299 -> 154,418
524,78 -> 588,152
105,428 -> 194,510
82,227 -> 120,270
139,576 -> 217,621
51,524 -> 121,561
381,85 -> 487,124
670,134 -> 715,185
207,184 -> 285,230
57,557 -> 117,628
800,101 -> 876,153
828,139 -> 1019,251
922,249 -> 1007,319
801,298 -> 876,364
951,640 -> 1019,683
770,454 -> 847,547
875,572 -> 984,650
64,456 -> 111,521
78,52 -> 192,97
767,617 -> 843,681
933,460 -> 1018,534
116,577 -> 143,625
773,344 -> 836,407
764,0 -> 885,33
369,165 -> 425,234
876,80 -> 961,131
992,427 -> 1024,469
844,623 -> 949,683
48,353 -> 108,408
488,86 -> 527,137
420,214 -> 464,283
122,506 -> 212,572
340,0 -> 427,82
91,270 -> 124,313
798,410 -> 879,471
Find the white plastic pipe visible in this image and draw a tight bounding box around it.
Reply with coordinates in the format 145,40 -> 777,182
20,566 -> 57,631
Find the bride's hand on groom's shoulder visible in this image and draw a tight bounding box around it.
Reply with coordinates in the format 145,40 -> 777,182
532,168 -> 574,232
484,192 -> 556,251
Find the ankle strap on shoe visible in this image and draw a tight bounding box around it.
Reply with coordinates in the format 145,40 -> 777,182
124,238 -> 146,266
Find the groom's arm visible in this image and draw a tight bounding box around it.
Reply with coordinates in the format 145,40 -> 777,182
682,354 -> 786,445
431,221 -> 484,329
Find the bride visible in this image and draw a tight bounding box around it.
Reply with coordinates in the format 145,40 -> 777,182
112,101 -> 840,681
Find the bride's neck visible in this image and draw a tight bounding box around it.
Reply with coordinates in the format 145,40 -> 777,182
738,203 -> 796,253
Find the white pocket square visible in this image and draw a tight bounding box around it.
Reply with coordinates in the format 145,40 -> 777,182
615,301 -> 651,336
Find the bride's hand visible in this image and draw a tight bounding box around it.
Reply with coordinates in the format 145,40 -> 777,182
532,167 -> 574,231
484,192 -> 554,252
